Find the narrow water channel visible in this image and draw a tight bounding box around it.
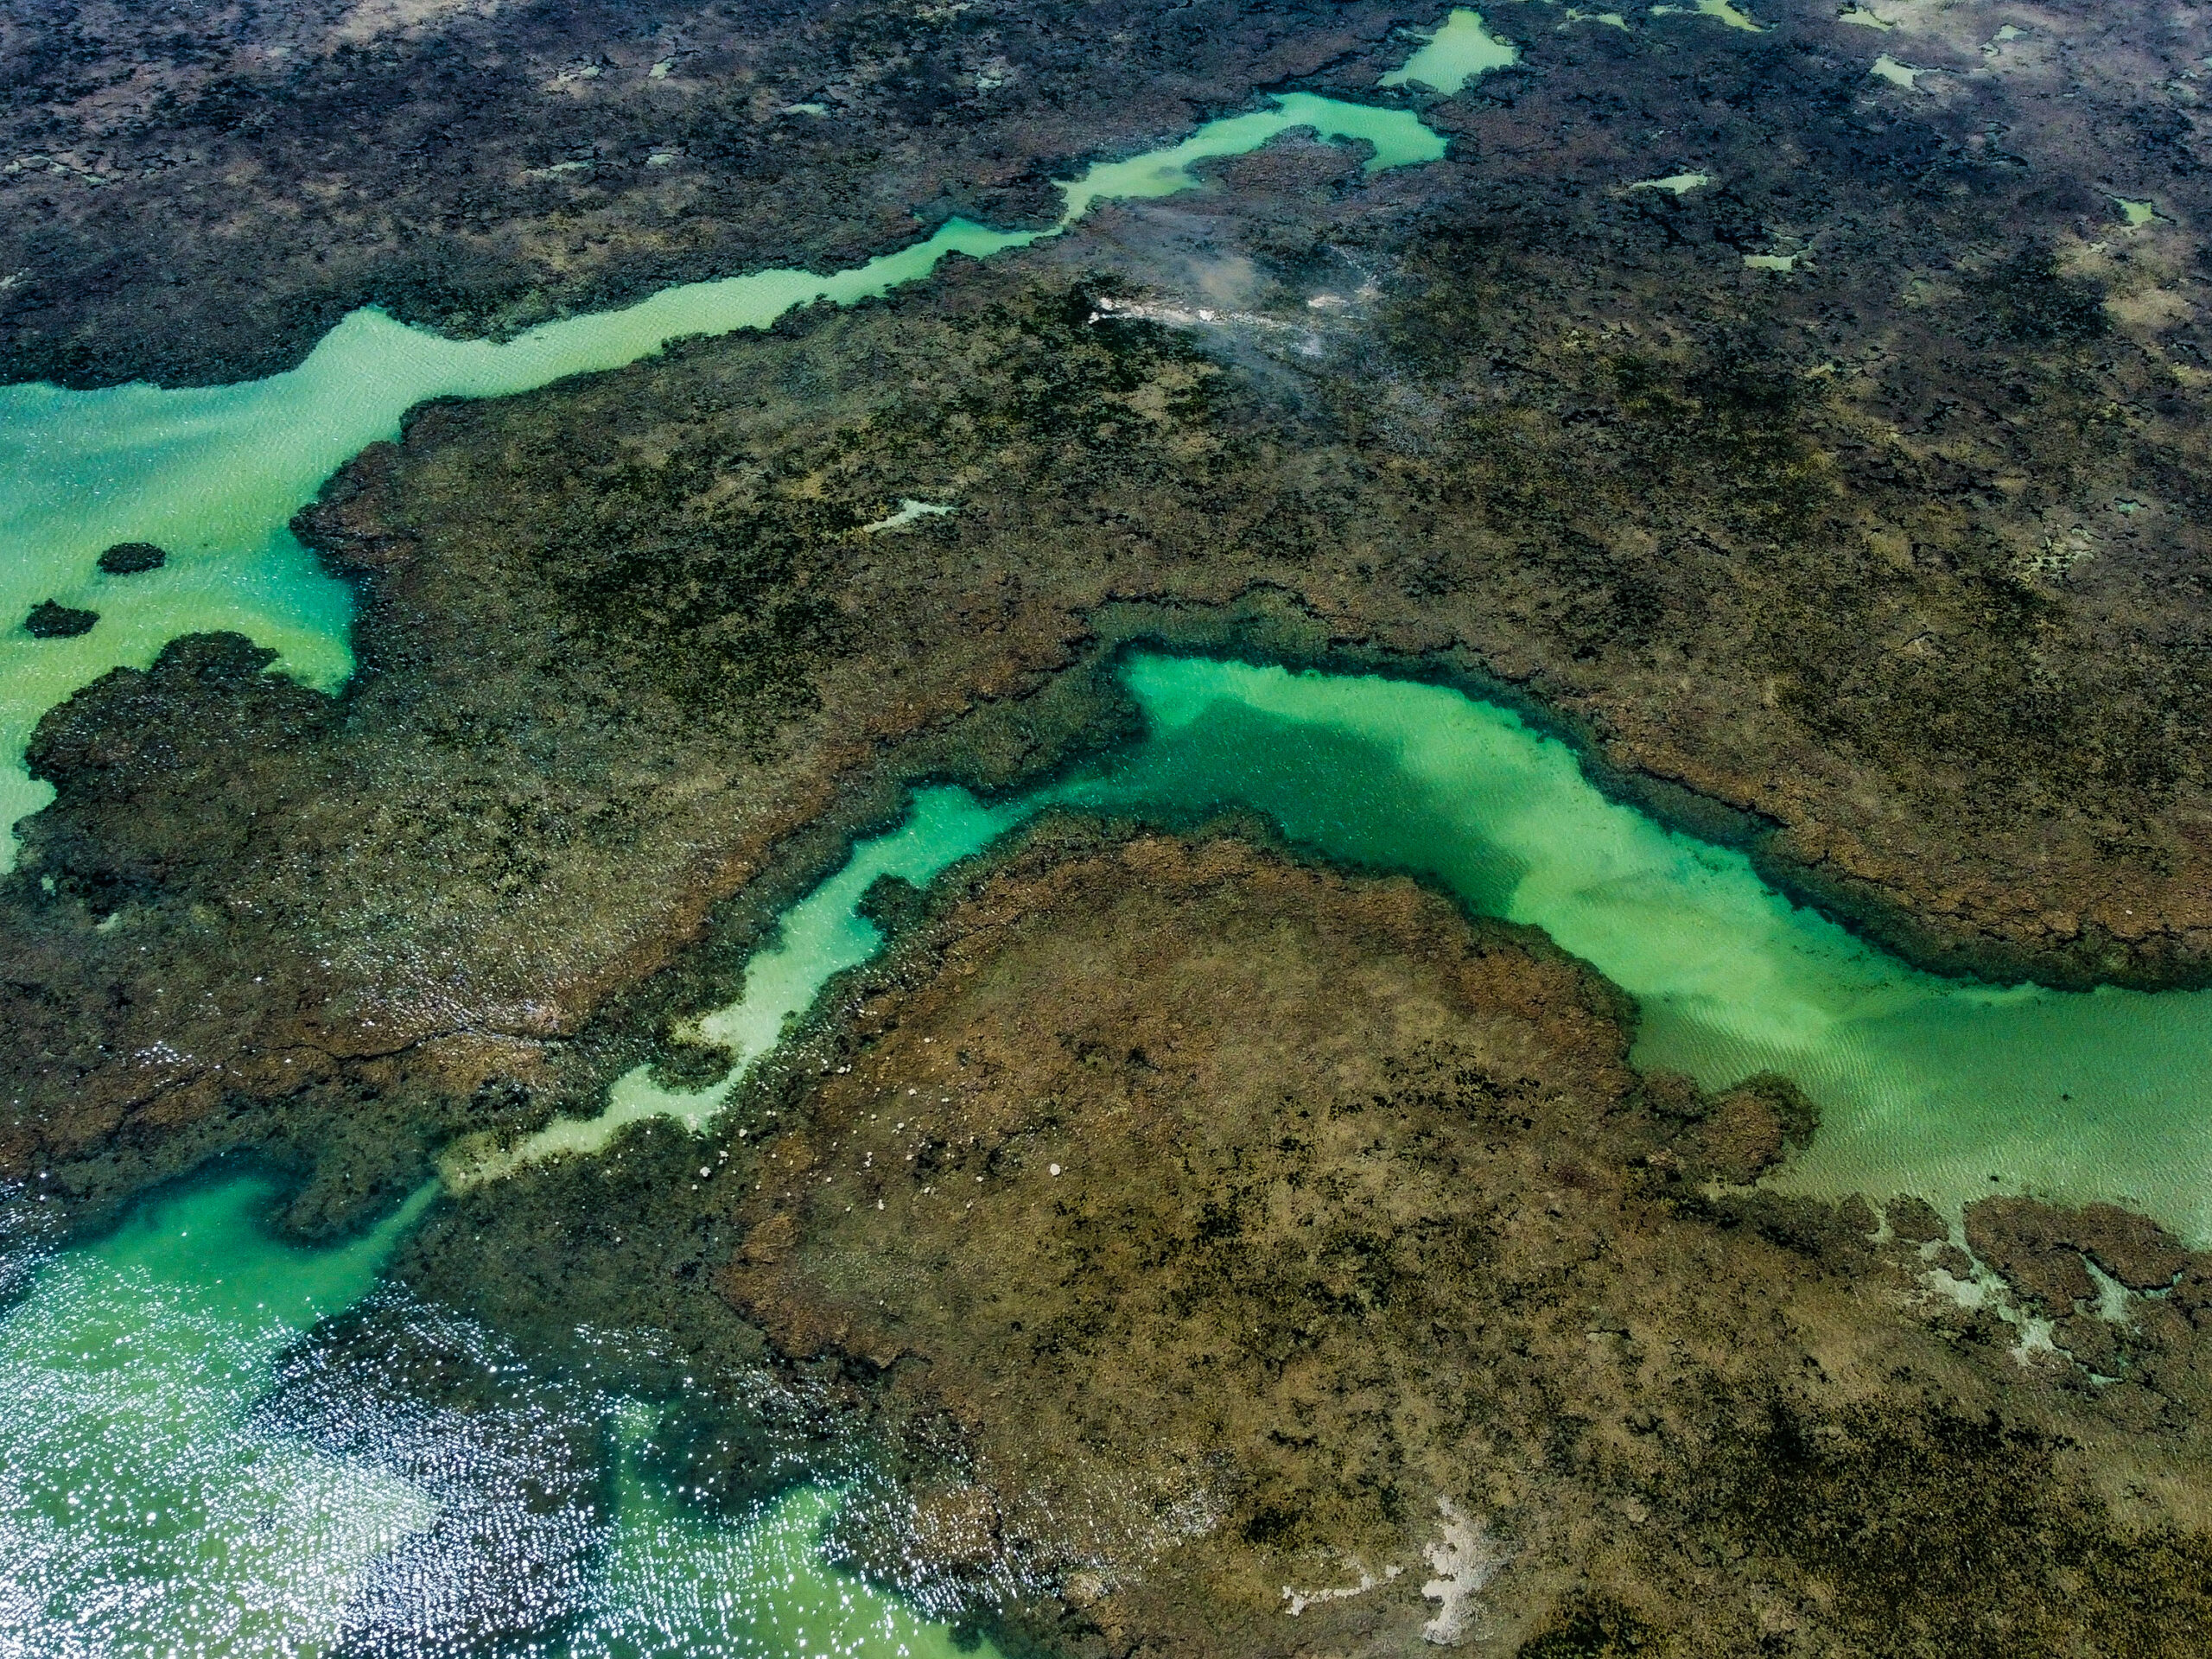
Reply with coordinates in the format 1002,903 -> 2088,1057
537,655 -> 2212,1249
0,92 -> 1444,866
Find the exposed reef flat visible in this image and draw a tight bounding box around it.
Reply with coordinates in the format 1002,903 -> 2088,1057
397,823 -> 2212,1654
12,0 -> 2212,1218
10,0 -> 2212,1645
0,0 -> 1432,387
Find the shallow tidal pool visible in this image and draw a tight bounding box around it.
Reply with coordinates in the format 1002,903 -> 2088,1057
0,1172 -> 1001,1658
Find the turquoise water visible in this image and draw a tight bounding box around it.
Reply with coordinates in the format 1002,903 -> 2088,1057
0,1177 -> 439,1655
1378,9 -> 1521,92
0,1173 -> 999,1657
531,658 -> 2212,1249
0,93 -> 1443,867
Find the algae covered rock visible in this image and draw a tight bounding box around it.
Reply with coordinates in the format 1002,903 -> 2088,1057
96,542 -> 167,575
23,600 -> 97,639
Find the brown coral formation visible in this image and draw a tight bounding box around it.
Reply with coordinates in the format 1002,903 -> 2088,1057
675,823 -> 2212,1656
0,0 -> 1433,387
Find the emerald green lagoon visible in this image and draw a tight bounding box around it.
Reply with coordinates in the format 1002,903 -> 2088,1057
544,658 -> 2212,1251
0,93 -> 1442,868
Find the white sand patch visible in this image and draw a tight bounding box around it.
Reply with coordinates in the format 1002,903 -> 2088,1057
1421,1499 -> 1509,1645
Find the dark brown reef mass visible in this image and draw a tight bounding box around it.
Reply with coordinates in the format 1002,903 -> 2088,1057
8,0 -> 2212,1649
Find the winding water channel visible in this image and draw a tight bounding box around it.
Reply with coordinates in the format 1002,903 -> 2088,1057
0,76 -> 1469,1659
10,13 -> 2212,1651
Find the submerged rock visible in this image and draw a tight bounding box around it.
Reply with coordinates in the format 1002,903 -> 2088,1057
22,600 -> 97,638
1967,1197 -> 2191,1312
96,541 -> 167,575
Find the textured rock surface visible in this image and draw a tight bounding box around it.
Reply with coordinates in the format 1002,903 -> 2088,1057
406,824 -> 2212,1655
0,0 -> 1431,386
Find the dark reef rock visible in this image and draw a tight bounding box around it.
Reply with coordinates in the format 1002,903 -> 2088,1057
1966,1198 -> 2191,1313
1885,1194 -> 1951,1246
22,601 -> 97,639
0,0 -> 1434,388
96,542 -> 168,575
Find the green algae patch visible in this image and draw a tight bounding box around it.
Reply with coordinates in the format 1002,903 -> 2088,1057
1650,0 -> 1764,30
1870,53 -> 1925,89
1624,171 -> 1712,194
1378,9 -> 1522,95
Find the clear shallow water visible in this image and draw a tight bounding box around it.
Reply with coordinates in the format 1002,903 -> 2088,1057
0,94 -> 1442,867
1379,9 -> 1521,93
0,1177 -> 438,1656
544,658 -> 2212,1247
0,1173 -> 999,1658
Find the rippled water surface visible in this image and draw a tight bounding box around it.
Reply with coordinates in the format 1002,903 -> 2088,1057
0,1174 -> 1000,1657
